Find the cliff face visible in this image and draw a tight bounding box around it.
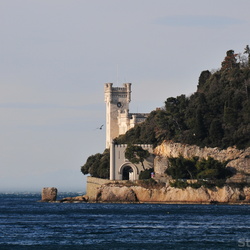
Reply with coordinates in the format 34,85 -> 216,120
96,183 -> 250,203
154,140 -> 250,182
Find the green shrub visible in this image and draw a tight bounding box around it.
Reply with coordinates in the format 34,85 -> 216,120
139,168 -> 154,180
228,182 -> 250,190
200,180 -> 216,189
189,182 -> 202,189
166,155 -> 232,182
212,179 -> 226,188
170,180 -> 188,189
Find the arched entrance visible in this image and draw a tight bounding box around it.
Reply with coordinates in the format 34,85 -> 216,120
122,166 -> 134,180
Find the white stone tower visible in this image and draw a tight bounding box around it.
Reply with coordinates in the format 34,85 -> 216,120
104,83 -> 131,148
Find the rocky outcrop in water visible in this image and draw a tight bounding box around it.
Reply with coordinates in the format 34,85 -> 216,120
41,187 -> 57,202
59,195 -> 89,203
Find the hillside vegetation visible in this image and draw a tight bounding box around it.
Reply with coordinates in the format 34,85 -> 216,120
81,47 -> 250,179
116,47 -> 250,149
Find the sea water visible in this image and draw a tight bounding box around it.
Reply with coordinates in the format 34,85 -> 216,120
0,193 -> 250,249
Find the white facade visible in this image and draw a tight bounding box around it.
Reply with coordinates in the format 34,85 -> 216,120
110,142 -> 154,181
104,83 -> 149,149
104,83 -> 153,181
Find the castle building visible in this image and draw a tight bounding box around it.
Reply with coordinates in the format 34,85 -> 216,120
104,83 -> 149,148
104,83 -> 153,181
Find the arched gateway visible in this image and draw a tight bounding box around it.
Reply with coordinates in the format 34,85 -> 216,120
122,166 -> 133,180
119,164 -> 138,181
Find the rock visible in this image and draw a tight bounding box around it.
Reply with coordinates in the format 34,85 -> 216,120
227,158 -> 250,175
73,196 -> 84,201
82,195 -> 89,202
59,195 -> 89,203
96,185 -> 138,202
41,187 -> 57,201
71,195 -> 89,202
95,183 -> 250,204
243,187 -> 250,202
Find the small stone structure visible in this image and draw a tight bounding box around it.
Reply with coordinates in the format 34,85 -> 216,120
41,187 -> 57,201
110,142 -> 154,181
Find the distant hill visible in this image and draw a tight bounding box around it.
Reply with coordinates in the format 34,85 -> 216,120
116,48 -> 250,149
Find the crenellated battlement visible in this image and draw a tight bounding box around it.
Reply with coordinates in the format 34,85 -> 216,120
114,144 -> 153,149
104,83 -> 131,103
104,83 -> 131,92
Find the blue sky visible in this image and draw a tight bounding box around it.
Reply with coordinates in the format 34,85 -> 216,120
0,0 -> 250,193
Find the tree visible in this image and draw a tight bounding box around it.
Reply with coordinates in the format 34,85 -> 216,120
221,50 -> 238,71
166,156 -> 231,181
244,45 -> 250,66
193,109 -> 206,141
196,157 -> 230,180
125,144 -> 150,170
115,47 -> 250,149
209,119 -> 223,146
81,149 -> 110,179
166,156 -> 198,179
197,70 -> 211,89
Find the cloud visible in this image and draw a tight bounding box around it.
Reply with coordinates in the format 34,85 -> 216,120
156,15 -> 244,28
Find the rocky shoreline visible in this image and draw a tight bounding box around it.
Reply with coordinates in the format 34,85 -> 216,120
93,182 -> 250,204
39,194 -> 89,203
39,185 -> 250,204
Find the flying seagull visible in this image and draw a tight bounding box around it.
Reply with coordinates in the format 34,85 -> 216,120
97,125 -> 104,130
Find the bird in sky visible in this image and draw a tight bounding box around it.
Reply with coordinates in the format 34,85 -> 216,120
97,125 -> 104,130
